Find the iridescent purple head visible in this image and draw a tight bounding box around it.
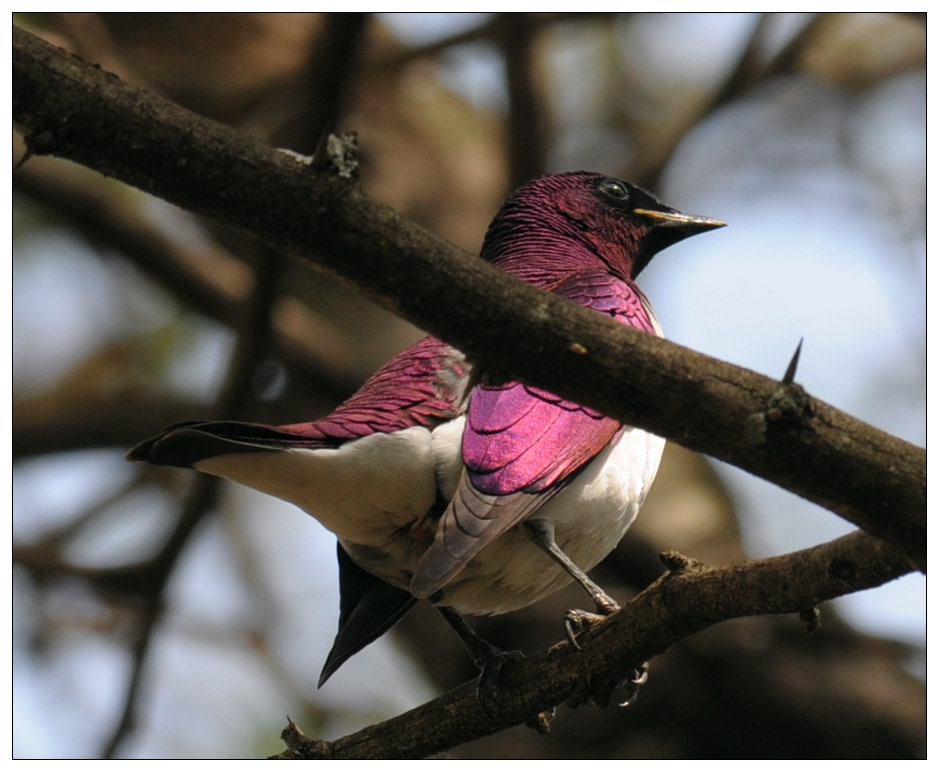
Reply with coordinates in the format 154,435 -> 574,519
481,171 -> 724,288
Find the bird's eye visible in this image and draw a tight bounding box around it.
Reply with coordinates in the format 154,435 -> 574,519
597,179 -> 630,202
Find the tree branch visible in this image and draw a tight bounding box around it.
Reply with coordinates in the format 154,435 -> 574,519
374,12 -> 607,71
632,13 -> 836,190
497,13 -> 548,188
13,163 -> 366,400
13,391 -> 210,458
12,26 -> 924,568
272,12 -> 370,151
273,529 -> 910,758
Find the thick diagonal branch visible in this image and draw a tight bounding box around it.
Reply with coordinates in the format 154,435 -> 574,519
12,26 -> 925,568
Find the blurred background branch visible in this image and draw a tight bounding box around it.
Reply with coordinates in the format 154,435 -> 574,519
13,25 -> 924,563
12,12 -> 924,759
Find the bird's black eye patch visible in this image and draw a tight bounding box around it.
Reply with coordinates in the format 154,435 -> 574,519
596,178 -> 631,204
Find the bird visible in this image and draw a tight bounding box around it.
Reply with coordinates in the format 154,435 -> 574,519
128,171 -> 724,698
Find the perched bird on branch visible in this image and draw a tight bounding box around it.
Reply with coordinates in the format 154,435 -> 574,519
129,171 -> 724,699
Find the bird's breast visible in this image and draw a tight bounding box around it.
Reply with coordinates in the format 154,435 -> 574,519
430,424 -> 665,615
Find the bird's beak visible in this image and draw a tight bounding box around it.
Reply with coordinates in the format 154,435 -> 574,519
633,208 -> 726,235
629,207 -> 725,276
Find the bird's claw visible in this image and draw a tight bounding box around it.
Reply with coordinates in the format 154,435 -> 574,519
475,647 -> 525,720
477,648 -> 556,732
563,603 -> 619,650
616,662 -> 649,708
579,661 -> 650,710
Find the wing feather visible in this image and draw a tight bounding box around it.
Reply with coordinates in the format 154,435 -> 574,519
127,336 -> 468,465
410,269 -> 658,599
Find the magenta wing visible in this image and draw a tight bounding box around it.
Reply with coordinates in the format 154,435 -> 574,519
279,335 -> 469,438
410,270 -> 658,598
464,383 -> 617,494
127,336 -> 469,466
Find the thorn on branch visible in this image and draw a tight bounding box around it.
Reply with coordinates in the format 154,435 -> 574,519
781,337 -> 804,385
271,717 -> 333,759
766,338 -> 814,425
310,123 -> 335,170
280,716 -> 308,749
743,340 -> 815,445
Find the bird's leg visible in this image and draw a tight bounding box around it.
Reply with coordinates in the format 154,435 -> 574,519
524,520 -> 650,710
438,606 -> 524,719
523,519 -> 619,649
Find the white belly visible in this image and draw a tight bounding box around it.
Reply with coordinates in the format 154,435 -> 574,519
427,422 -> 665,615
195,425 -> 438,548
195,419 -> 664,617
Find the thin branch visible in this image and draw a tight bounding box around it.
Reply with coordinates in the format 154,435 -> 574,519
273,529 -> 910,759
102,474 -> 220,758
13,391 -> 211,458
101,146 -> 291,760
759,13 -> 834,82
633,13 -> 836,189
374,12 -> 607,70
13,164 -> 364,400
497,13 -> 549,187
12,26 -> 925,569
273,12 -> 370,152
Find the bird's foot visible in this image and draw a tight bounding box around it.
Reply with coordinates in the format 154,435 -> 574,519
476,646 -> 557,732
564,609 -> 605,650
573,661 -> 650,710
438,607 -> 531,720
563,597 -> 620,651
474,645 -> 526,719
615,662 -> 649,708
